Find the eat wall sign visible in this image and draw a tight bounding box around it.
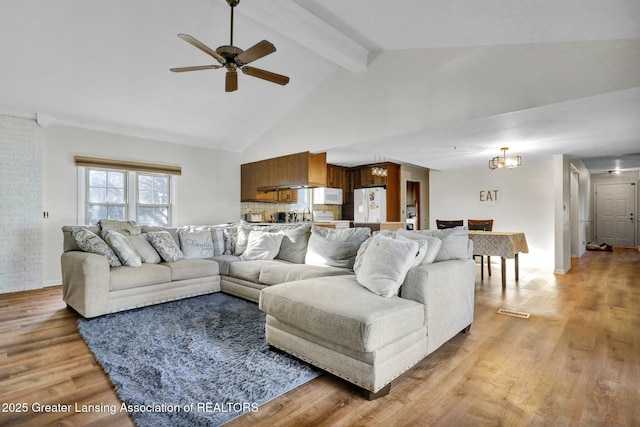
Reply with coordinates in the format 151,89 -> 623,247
479,190 -> 500,203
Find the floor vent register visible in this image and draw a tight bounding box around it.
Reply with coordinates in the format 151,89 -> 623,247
497,308 -> 531,319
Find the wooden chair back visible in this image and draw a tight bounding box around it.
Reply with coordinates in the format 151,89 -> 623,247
436,220 -> 464,229
467,219 -> 494,231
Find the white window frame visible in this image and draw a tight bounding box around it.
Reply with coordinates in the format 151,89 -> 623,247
78,167 -> 177,226
135,172 -> 175,227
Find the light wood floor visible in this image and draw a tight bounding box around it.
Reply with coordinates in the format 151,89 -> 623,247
1,249 -> 639,426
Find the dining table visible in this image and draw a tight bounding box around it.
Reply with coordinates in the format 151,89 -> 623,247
468,231 -> 529,289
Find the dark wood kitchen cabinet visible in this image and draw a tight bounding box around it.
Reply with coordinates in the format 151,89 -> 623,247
241,151 -> 326,202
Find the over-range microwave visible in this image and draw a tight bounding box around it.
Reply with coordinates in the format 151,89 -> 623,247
312,187 -> 343,205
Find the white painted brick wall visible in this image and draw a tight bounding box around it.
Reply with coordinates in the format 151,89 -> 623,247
0,115 -> 43,293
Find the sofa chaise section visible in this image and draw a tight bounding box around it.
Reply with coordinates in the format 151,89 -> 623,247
260,256 -> 476,397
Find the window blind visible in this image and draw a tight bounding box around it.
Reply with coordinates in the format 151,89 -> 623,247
74,156 -> 182,176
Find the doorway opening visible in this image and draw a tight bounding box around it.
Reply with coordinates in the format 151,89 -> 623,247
406,181 -> 420,230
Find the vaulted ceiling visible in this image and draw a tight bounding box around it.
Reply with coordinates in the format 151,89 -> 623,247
1,0 -> 639,172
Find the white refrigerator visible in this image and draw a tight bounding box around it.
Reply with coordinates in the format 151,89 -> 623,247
354,187 -> 387,222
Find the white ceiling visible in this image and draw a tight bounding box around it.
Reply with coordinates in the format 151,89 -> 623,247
1,0 -> 639,172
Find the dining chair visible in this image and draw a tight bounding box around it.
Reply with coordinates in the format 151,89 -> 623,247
435,220 -> 463,229
468,219 -> 494,279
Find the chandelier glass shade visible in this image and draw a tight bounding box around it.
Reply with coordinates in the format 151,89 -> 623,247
371,166 -> 387,177
489,147 -> 522,170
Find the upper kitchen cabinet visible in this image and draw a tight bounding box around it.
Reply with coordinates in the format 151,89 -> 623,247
241,152 -> 327,202
326,164 -> 346,189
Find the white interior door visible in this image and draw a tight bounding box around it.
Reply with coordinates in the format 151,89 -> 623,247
595,183 -> 636,247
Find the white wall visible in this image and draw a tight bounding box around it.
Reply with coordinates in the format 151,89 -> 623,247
42,124 -> 241,286
429,161 -> 555,270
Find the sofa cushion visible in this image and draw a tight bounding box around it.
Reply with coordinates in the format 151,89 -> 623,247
211,255 -> 241,276
163,258 -> 220,281
239,231 -> 284,261
110,263 -> 172,291
258,263 -> 353,286
228,259 -> 288,283
103,230 -> 142,267
70,227 -> 122,267
305,225 -> 370,269
354,234 -> 419,297
259,275 -> 425,352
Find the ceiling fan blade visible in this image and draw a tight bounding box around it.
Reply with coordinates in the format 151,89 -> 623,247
226,71 -> 238,92
241,66 -> 290,86
170,65 -> 222,72
177,34 -> 226,65
235,40 -> 276,65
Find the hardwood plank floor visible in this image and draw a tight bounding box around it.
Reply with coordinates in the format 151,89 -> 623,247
1,248 -> 638,426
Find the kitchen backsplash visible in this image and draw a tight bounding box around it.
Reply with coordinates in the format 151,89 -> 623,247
240,202 -> 342,221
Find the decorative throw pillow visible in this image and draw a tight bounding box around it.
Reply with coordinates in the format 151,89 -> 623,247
209,227 -> 226,256
179,229 -> 215,259
355,234 -> 419,297
355,233 -> 427,273
98,219 -> 141,235
147,231 -> 184,262
103,230 -> 142,267
397,227 -> 467,262
395,230 -> 442,265
275,223 -> 311,264
305,225 -> 370,269
239,231 -> 285,261
125,234 -> 161,264
223,226 -> 238,256
70,227 -> 122,267
234,222 -> 254,255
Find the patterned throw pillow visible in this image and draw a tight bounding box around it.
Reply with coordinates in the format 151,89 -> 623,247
103,230 -> 142,267
70,227 -> 122,267
147,231 -> 184,262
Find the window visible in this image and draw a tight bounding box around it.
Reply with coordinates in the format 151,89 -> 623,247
81,168 -> 174,226
291,189 -> 312,213
87,169 -> 127,225
137,173 -> 171,226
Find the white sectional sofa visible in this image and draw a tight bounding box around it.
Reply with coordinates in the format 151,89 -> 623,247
61,220 -> 476,398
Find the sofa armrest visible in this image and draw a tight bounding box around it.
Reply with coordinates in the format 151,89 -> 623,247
401,259 -> 476,352
61,251 -> 110,318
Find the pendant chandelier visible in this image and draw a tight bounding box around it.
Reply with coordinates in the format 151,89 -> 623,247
489,147 -> 522,170
371,166 -> 387,177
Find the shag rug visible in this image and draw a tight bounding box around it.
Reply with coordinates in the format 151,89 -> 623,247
77,293 -> 319,426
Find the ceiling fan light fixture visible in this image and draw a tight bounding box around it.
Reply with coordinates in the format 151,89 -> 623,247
171,0 -> 289,92
489,147 -> 522,170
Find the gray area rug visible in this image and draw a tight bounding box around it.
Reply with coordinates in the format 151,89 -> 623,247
77,293 -> 319,426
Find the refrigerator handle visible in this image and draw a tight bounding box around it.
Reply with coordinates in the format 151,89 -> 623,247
364,190 -> 369,222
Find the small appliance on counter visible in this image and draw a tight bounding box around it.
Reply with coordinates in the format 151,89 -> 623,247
243,213 -> 264,223
275,212 -> 288,223
313,210 -> 351,229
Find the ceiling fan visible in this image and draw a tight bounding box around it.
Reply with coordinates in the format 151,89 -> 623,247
170,0 -> 290,92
